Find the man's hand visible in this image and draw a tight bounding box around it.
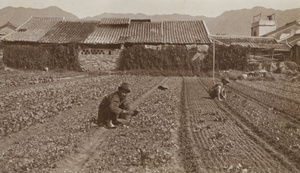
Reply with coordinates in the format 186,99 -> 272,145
132,109 -> 139,116
122,110 -> 134,115
122,109 -> 139,116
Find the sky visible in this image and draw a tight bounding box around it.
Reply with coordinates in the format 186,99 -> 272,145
0,0 -> 300,18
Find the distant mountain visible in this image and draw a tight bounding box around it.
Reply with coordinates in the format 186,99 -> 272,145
205,6 -> 300,36
0,6 -> 299,36
0,6 -> 79,27
83,12 -> 213,23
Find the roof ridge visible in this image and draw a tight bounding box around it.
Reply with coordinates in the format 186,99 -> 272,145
101,17 -> 130,19
31,16 -> 64,21
163,20 -> 203,22
210,34 -> 275,39
61,20 -> 99,23
15,16 -> 33,30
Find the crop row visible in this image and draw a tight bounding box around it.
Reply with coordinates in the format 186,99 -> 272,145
0,74 -> 163,137
82,77 -> 183,173
0,75 -> 165,172
0,71 -> 84,89
200,77 -> 300,170
0,75 -> 110,114
236,80 -> 300,102
0,75 -> 118,136
227,81 -> 300,120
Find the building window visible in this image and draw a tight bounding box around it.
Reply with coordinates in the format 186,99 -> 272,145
81,49 -> 108,55
81,49 -> 90,55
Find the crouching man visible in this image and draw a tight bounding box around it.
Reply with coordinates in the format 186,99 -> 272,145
97,83 -> 135,129
208,77 -> 230,101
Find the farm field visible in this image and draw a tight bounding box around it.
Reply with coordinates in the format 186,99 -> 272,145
236,80 -> 300,102
0,70 -> 86,90
0,73 -> 299,173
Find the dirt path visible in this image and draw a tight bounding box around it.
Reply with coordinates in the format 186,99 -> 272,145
50,78 -> 168,173
181,77 -> 298,172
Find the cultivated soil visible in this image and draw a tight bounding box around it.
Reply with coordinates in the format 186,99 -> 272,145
0,71 -> 299,173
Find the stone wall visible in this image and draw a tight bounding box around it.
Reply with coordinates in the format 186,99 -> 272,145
78,47 -> 122,72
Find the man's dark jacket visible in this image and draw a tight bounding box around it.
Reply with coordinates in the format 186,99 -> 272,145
97,91 -> 131,125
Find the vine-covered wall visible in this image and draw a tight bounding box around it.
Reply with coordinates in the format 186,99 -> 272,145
3,43 -> 81,71
202,45 -> 250,71
118,45 -> 209,75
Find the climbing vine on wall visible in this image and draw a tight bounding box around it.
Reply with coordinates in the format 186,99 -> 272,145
3,44 -> 81,71
202,45 -> 249,71
119,45 -> 202,75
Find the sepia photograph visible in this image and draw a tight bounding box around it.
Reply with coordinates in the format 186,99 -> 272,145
0,0 -> 300,172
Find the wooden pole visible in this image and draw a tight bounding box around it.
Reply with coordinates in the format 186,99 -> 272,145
213,40 -> 215,84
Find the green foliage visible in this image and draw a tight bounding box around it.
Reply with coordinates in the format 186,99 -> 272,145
119,45 -> 201,75
3,44 -> 81,71
203,45 -> 249,71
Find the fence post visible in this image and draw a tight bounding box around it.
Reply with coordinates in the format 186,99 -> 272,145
213,41 -> 215,84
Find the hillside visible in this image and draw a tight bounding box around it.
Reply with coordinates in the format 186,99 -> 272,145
0,6 -> 79,27
0,6 -> 299,36
82,12 -> 213,23
205,6 -> 300,35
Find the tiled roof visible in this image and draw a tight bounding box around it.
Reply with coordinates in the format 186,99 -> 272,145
40,21 -> 98,43
85,20 -> 211,44
163,21 -> 211,44
100,18 -> 130,25
280,33 -> 300,47
84,25 -> 128,44
262,20 -> 300,37
3,17 -> 211,44
123,22 -> 162,43
84,22 -> 163,44
210,35 -> 290,51
3,17 -> 63,42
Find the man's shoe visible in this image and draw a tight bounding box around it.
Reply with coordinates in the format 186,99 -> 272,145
112,121 -> 123,126
119,114 -> 129,120
106,120 -> 117,129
